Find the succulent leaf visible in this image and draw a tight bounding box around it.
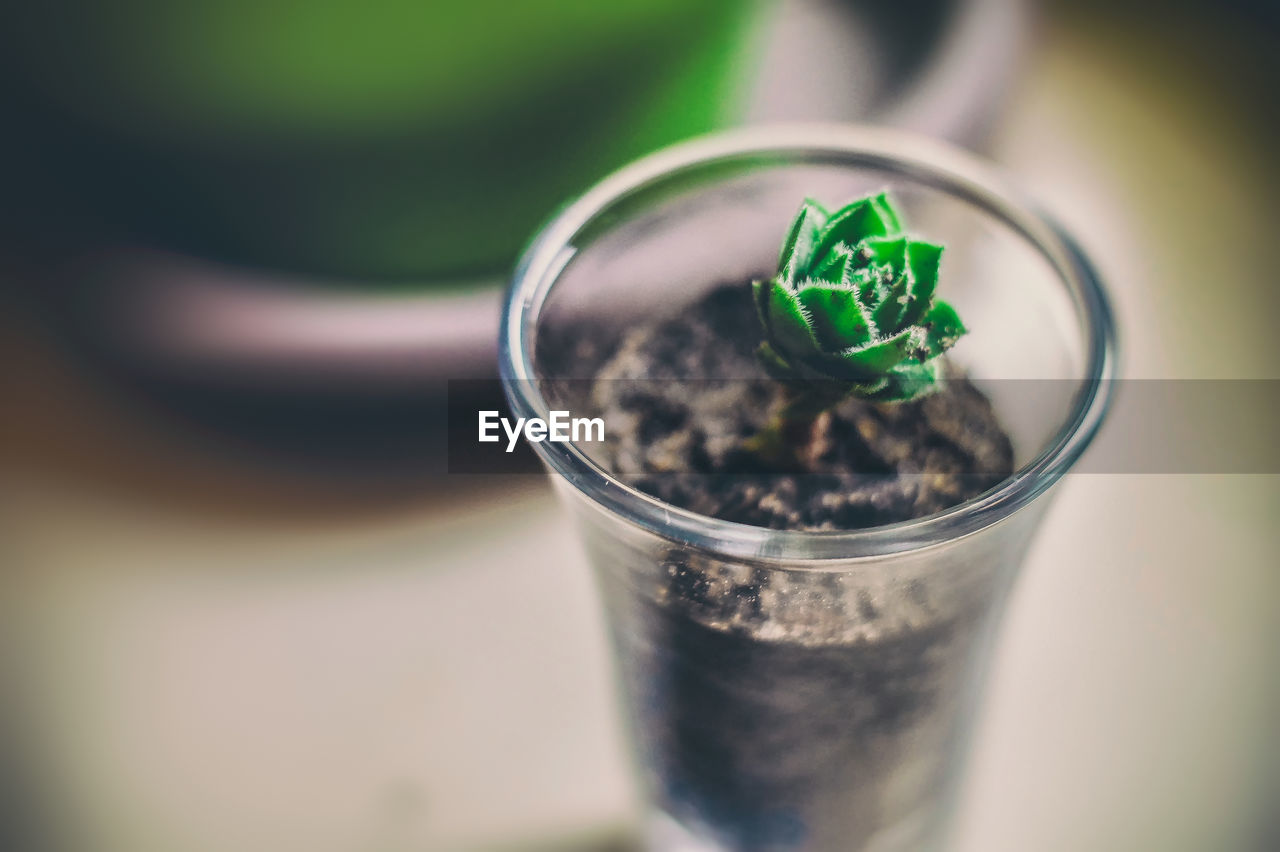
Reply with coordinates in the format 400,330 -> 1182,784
816,327 -> 923,380
915,299 -> 967,361
871,271 -> 913,332
797,283 -> 876,349
777,199 -> 828,284
901,239 -> 942,326
751,278 -> 771,332
853,235 -> 908,270
867,361 -> 942,402
754,192 -> 966,403
812,242 -> 856,284
811,194 -> 901,264
764,280 -> 819,355
869,191 -> 904,233
755,341 -> 796,382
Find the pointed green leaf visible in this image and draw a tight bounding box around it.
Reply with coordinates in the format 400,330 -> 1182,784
811,327 -> 922,380
852,235 -> 907,271
849,377 -> 892,397
777,199 -> 828,283
811,198 -> 897,267
869,263 -> 899,308
911,299 -> 967,362
866,361 -> 942,402
897,240 -> 941,326
872,271 -> 914,333
796,282 -> 876,350
755,341 -> 798,381
765,280 -> 820,358
812,242 -> 856,284
869,192 -> 904,235
751,279 -> 771,335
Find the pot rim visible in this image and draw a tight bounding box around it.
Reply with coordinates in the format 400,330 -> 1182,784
500,123 -> 1118,562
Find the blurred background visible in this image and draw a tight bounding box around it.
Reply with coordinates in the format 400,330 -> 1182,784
0,0 -> 1276,850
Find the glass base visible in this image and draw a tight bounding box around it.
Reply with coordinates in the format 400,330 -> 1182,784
645,802 -> 944,852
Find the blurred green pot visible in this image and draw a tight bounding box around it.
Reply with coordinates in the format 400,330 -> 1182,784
1,0 -> 755,281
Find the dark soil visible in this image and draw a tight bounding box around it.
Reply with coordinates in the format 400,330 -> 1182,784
551,283 -> 1013,530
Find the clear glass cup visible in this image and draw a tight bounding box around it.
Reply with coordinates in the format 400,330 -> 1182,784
499,125 -> 1117,851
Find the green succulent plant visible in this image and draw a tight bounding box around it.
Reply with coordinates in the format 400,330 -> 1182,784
752,192 -> 966,404
745,192 -> 967,463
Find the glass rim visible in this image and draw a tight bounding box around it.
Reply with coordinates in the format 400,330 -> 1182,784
499,123 -> 1118,562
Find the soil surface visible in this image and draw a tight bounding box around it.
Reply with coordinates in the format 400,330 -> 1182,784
547,283 -> 1014,530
